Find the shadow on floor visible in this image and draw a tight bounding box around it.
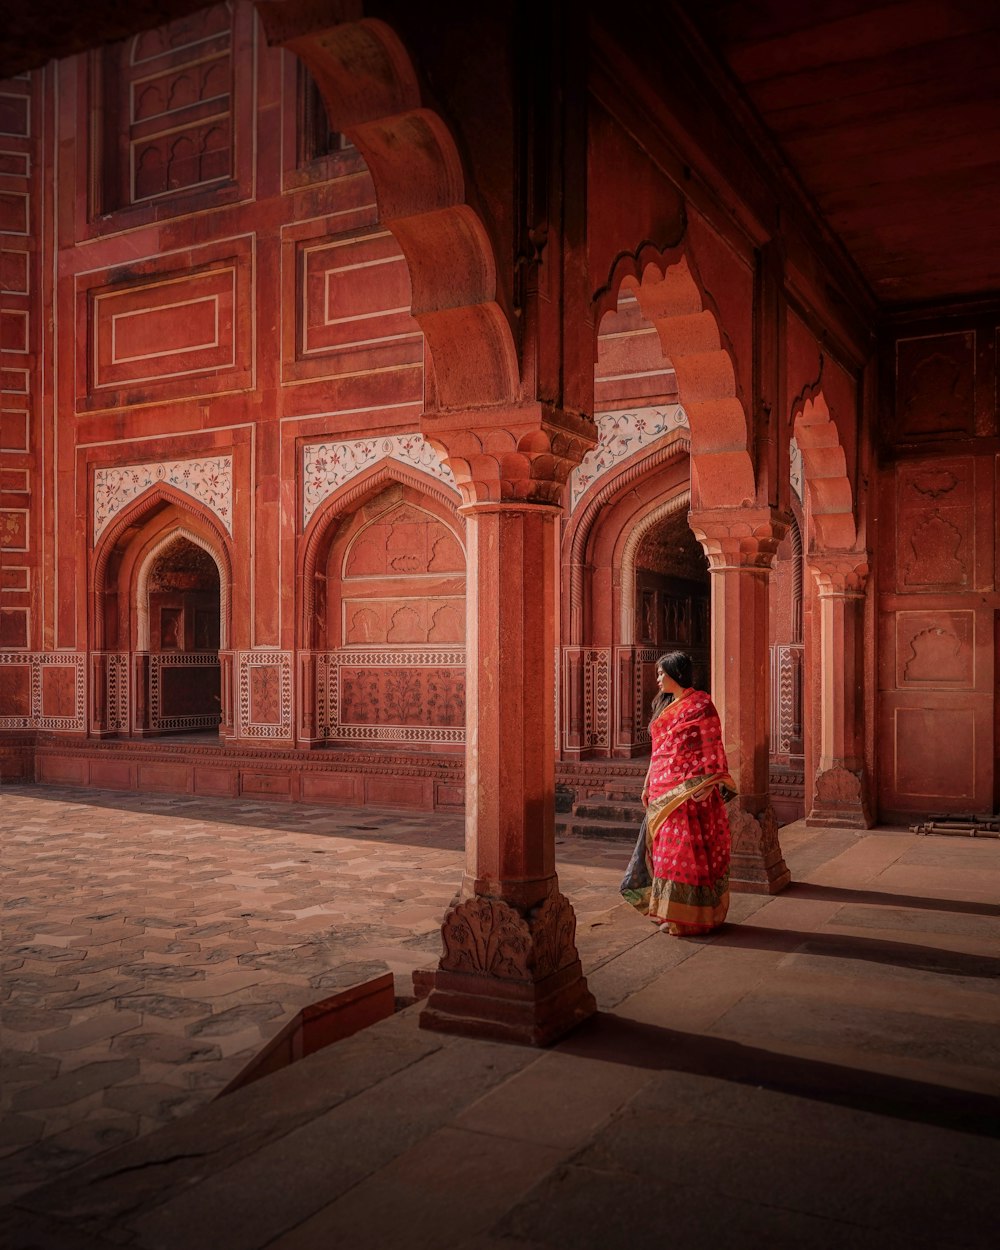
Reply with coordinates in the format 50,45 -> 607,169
559,1012 -> 1000,1138
785,880 -> 1000,918
710,923 -> 1000,980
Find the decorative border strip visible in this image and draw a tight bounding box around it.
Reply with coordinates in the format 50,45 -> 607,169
569,406 -> 688,512
94,456 -> 233,541
0,651 -> 86,731
770,642 -> 803,755
315,648 -> 466,744
302,434 -> 456,528
106,652 -> 130,733
237,650 -> 293,739
632,646 -> 659,747
583,648 -> 611,749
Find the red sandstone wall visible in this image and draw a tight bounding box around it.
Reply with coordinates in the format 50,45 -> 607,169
877,316 -> 1000,820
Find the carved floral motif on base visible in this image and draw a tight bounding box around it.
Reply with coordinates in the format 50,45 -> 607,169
237,652 -> 293,739
438,891 -> 579,982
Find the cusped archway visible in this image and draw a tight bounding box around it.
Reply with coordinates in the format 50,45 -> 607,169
297,465 -> 466,748
89,488 -> 233,738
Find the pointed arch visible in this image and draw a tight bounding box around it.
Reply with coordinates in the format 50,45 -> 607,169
563,429 -> 691,647
91,484 -> 233,652
299,459 -> 463,651
256,10 -> 519,411
134,526 -> 229,651
617,491 -> 694,646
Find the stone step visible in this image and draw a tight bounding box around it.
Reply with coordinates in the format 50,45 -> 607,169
556,816 -> 638,841
573,802 -> 644,822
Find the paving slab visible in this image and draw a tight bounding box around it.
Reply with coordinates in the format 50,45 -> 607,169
2,791 -> 999,1249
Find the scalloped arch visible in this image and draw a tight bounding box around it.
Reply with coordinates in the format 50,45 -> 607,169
791,391 -> 858,551
598,247 -> 756,509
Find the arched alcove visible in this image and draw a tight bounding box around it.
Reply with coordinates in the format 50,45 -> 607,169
298,474 -> 466,748
89,488 -> 233,738
135,532 -> 223,736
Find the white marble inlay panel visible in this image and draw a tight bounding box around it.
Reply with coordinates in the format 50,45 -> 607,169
94,457 -> 233,541
302,434 -> 457,528
569,406 -> 688,512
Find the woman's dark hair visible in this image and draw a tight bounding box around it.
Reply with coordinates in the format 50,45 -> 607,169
650,650 -> 694,720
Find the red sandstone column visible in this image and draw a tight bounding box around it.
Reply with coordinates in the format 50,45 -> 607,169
689,506 -> 791,893
806,553 -> 872,828
420,410 -> 597,1045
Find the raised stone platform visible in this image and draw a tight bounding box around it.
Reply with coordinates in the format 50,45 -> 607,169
2,734 -> 658,821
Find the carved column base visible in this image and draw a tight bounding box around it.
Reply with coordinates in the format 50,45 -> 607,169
727,801 -> 791,895
419,892 -> 597,1047
806,766 -> 872,830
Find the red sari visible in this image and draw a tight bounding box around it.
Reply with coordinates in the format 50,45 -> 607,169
627,688 -> 734,934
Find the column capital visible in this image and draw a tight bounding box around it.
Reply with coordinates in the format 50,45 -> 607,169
423,403 -> 597,506
688,505 -> 790,570
808,551 -> 870,597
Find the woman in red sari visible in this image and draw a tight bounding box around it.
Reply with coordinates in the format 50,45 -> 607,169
621,651 -> 734,935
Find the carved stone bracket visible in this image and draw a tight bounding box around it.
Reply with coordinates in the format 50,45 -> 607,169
727,800 -> 790,894
807,765 -> 872,830
421,888 -> 596,1046
809,551 -> 870,597
688,505 -> 789,571
423,403 -> 597,506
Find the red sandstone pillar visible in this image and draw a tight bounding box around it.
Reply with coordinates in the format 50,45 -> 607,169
299,652 -> 318,744
218,651 -> 235,741
420,409 -> 597,1045
133,653 -> 151,735
689,506 -> 790,894
806,553 -> 872,828
91,652 -> 108,735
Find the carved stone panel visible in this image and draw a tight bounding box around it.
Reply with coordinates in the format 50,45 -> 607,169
893,707 -> 976,801
895,458 -> 974,592
344,504 -> 464,578
895,611 -> 975,689
0,663 -> 31,721
895,332 -> 975,439
316,649 -> 466,745
237,652 -> 292,740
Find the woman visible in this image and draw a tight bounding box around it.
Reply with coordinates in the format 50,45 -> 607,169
620,651 -> 734,935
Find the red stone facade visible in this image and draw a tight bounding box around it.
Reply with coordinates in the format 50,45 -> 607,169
2,0 -> 998,1041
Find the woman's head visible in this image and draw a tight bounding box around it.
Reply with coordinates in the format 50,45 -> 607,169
657,651 -> 693,691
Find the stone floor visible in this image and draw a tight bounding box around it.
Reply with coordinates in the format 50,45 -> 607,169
2,783 -> 1000,1249
0,784 -> 627,1205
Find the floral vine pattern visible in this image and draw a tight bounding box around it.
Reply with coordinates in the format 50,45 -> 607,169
789,437 -> 803,503
569,406 -> 689,512
94,457 -> 233,542
302,435 -> 457,528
